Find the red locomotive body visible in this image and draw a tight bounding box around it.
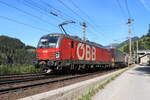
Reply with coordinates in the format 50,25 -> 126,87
36,33 -> 114,73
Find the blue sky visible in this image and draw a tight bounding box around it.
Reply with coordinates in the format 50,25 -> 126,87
0,0 -> 150,47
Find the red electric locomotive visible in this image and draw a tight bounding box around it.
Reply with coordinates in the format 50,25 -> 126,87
36,33 -> 113,73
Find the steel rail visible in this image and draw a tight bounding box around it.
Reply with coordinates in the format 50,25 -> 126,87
0,72 -> 45,79
0,71 -> 102,94
0,75 -> 56,85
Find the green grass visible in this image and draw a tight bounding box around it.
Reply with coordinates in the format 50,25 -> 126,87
79,66 -> 134,100
0,65 -> 42,75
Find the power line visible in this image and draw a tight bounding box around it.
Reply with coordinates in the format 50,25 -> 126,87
40,0 -> 78,21
40,0 -> 61,13
63,0 -> 96,28
57,0 -> 86,22
23,1 -> 45,15
24,0 -> 81,23
57,0 -> 107,39
0,15 -> 51,32
68,0 -> 95,23
0,0 -> 56,26
23,0 -> 64,22
125,0 -> 131,18
116,0 -> 127,19
23,0 -> 84,34
23,0 -> 48,14
24,0 -> 77,22
67,0 -> 103,35
23,0 -> 64,21
24,0 -> 47,12
68,0 -> 111,30
27,0 -> 105,40
23,0 -> 82,34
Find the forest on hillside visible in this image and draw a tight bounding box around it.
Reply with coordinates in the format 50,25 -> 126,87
0,35 -> 36,66
117,30 -> 150,53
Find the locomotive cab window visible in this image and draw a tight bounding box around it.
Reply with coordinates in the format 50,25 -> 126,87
71,41 -> 74,48
37,36 -> 59,48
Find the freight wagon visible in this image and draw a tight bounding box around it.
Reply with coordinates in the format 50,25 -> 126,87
109,49 -> 128,67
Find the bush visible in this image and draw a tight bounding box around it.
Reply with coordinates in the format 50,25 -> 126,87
0,65 -> 42,75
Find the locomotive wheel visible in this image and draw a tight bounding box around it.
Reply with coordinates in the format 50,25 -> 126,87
38,61 -> 54,74
45,68 -> 52,74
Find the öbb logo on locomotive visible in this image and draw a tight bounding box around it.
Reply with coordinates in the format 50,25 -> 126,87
77,43 -> 96,61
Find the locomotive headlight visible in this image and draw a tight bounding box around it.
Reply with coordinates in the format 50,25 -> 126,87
56,52 -> 60,58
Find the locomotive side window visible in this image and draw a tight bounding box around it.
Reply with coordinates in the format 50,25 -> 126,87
71,41 -> 74,48
37,36 -> 58,48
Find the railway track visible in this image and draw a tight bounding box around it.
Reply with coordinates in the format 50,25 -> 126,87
0,75 -> 55,85
0,72 -> 45,79
0,74 -> 84,94
0,69 -> 116,95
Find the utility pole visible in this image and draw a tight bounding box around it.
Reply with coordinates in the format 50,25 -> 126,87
111,44 -> 113,48
127,18 -> 133,65
136,40 -> 139,64
81,22 -> 87,41
149,24 -> 150,31
148,24 -> 150,35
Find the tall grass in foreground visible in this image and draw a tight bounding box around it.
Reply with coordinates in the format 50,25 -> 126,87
0,65 -> 42,75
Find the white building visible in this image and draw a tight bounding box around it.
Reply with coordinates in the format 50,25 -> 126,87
138,50 -> 150,65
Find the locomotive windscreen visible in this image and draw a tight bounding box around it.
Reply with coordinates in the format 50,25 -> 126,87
37,36 -> 59,48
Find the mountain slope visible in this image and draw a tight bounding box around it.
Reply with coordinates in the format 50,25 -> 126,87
0,35 -> 36,65
117,33 -> 150,53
